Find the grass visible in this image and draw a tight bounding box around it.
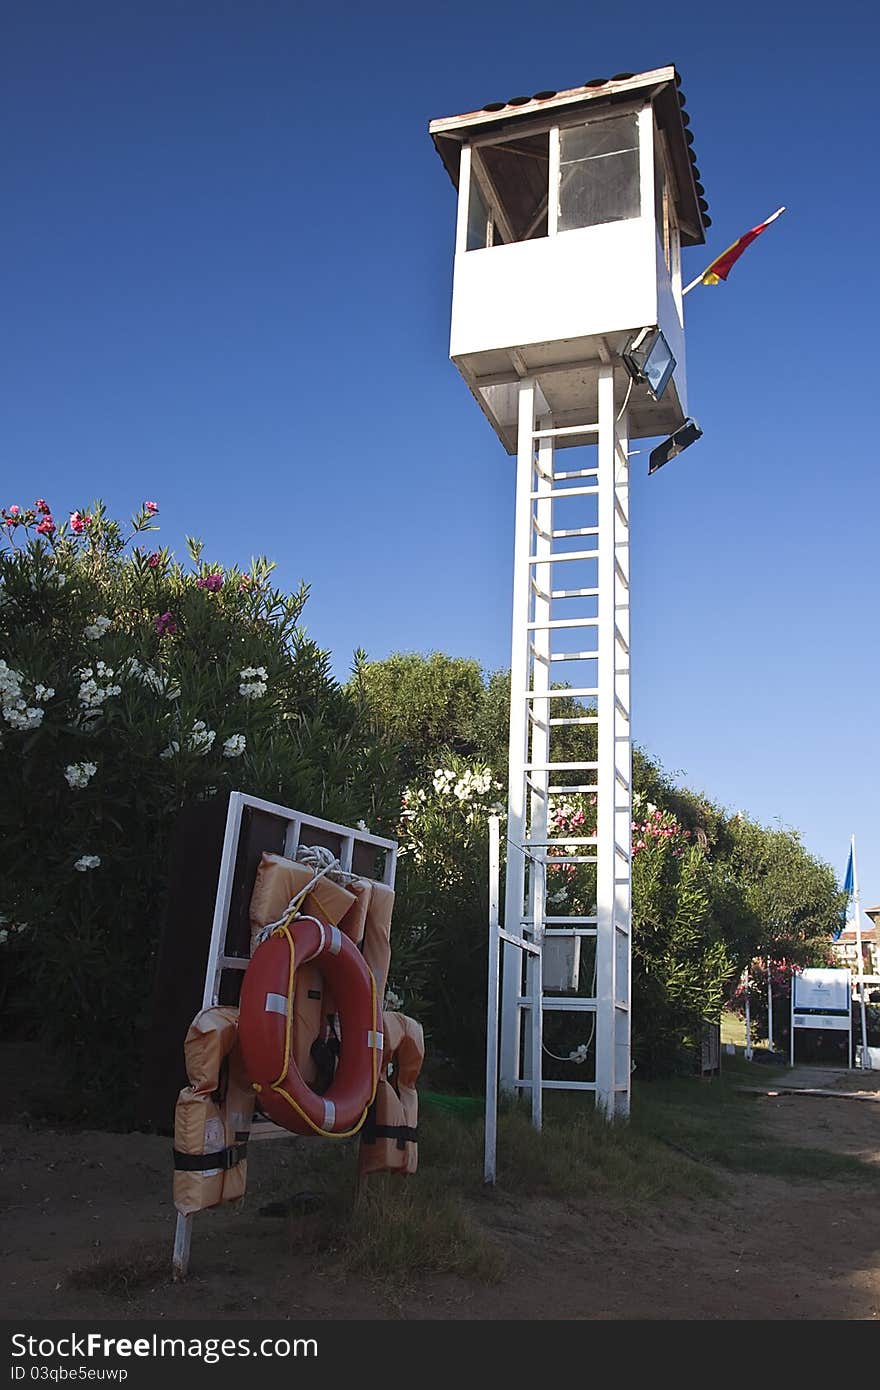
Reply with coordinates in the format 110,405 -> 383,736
68,1246 -> 169,1299
72,1056 -> 876,1297
258,1058 -> 879,1285
631,1066 -> 878,1181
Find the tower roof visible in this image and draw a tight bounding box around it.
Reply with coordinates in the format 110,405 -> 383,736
429,65 -> 708,247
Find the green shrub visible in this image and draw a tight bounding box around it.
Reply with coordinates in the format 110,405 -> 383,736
0,498 -> 399,1121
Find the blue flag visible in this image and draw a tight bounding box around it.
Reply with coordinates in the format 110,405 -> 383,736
833,846 -> 854,941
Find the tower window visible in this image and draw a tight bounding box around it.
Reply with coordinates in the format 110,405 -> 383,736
557,114 -> 640,232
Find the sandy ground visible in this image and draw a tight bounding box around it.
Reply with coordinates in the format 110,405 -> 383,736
2,1064 -> 879,1322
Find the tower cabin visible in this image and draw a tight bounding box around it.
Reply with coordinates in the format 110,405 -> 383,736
429,67 -> 710,450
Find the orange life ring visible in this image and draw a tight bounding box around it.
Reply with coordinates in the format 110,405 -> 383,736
238,916 -> 380,1138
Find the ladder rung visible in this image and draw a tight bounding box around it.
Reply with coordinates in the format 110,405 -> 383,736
524,761 -> 598,771
218,955 -> 249,971
537,997 -> 598,1011
528,485 -> 598,500
552,587 -> 599,599
522,836 -> 598,846
524,687 -> 598,699
549,784 -> 598,793
550,715 -> 598,726
543,855 -> 598,865
550,650 -> 598,661
542,927 -> 598,938
523,916 -> 598,926
550,527 -> 599,540
527,617 -> 599,631
528,550 -> 598,565
555,468 -> 599,481
532,423 -> 599,439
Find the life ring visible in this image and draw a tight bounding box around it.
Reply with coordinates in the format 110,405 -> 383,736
238,916 -> 381,1138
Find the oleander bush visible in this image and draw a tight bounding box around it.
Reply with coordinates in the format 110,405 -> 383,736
0,497 -> 401,1120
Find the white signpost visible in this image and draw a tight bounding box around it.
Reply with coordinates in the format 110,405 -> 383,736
790,967 -> 852,1067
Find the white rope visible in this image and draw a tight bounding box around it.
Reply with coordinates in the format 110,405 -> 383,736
294,843 -> 353,885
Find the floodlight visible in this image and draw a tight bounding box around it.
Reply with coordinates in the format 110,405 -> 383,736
648,418 -> 703,475
622,326 -> 676,401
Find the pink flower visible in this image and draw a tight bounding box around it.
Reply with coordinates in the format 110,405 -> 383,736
155,610 -> 178,636
196,572 -> 223,593
70,511 -> 86,534
34,498 -> 51,514
144,501 -> 159,515
9,505 -> 20,517
147,552 -> 160,568
36,516 -> 56,536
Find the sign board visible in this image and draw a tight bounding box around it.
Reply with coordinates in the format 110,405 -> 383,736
790,967 -> 852,1065
792,968 -> 851,1015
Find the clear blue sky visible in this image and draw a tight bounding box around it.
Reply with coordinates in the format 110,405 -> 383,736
4,1 -> 878,910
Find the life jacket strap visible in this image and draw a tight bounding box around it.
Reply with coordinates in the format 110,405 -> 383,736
173,1139 -> 249,1172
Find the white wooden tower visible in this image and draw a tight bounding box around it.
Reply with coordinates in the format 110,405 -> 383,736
429,67 -> 709,1117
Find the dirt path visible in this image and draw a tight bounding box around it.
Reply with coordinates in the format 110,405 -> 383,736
2,1069 -> 879,1321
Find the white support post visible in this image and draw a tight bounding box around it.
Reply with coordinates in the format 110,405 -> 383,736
595,365 -> 617,1116
851,835 -> 870,1068
612,404 -> 632,1117
500,380 -> 537,1094
484,815 -> 501,1184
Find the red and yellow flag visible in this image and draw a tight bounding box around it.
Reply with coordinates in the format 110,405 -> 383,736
684,207 -> 786,294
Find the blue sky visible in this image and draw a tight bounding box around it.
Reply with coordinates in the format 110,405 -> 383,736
4,1 -> 878,910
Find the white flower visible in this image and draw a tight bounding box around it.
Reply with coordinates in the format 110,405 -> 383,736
0,662 -> 44,730
239,667 -> 268,700
222,733 -> 246,759
74,855 -> 101,872
568,1043 -> 589,1065
187,720 -> 215,755
123,658 -> 179,701
77,664 -> 121,711
356,818 -> 368,831
159,741 -> 179,759
548,888 -> 569,905
34,684 -> 54,703
385,988 -> 403,1010
83,615 -> 112,640
64,761 -> 97,789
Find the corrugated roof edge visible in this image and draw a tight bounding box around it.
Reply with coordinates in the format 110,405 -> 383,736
428,65 -> 708,245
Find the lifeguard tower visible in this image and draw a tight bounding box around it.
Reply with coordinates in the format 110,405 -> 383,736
429,67 -> 709,1117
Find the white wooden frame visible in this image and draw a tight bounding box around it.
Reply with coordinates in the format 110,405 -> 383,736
172,791 -> 397,1279
484,815 -> 542,1184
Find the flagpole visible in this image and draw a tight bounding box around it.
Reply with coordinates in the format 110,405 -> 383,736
851,834 -> 870,1069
